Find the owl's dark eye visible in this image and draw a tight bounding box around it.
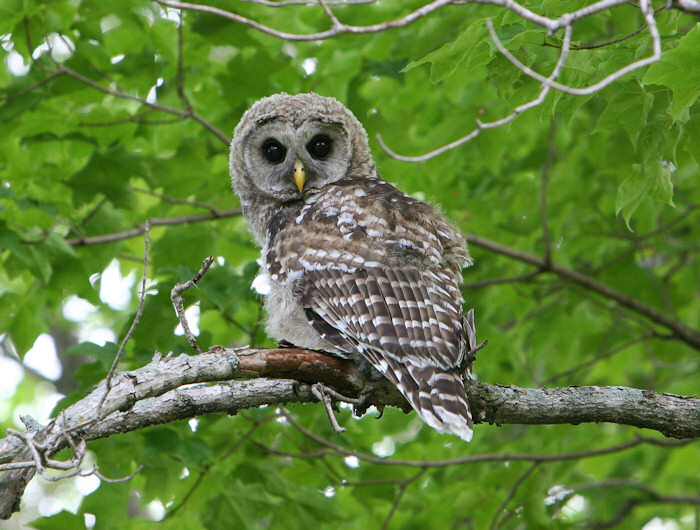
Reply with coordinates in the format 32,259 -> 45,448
262,139 -> 286,163
306,135 -> 332,160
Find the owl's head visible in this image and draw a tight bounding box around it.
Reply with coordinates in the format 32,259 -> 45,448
230,93 -> 375,205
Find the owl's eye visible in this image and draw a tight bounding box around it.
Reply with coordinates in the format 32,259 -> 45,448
262,139 -> 286,163
306,135 -> 332,160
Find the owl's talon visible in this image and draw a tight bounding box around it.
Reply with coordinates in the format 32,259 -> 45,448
352,388 -> 375,417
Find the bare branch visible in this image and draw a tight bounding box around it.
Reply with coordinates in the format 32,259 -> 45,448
487,1 -> 661,96
66,208 -> 242,246
2,347 -> 697,466
99,220 -> 151,408
377,23 -> 572,162
2,343 -> 695,518
154,0 -> 455,41
171,256 -> 215,354
466,233 -> 700,351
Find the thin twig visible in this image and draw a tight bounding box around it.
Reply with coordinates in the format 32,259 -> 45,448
131,186 -> 222,215
466,233 -> 700,351
175,15 -> 193,113
486,1 -> 661,96
376,22 -> 572,162
94,463 -> 145,483
569,478 -> 700,504
171,256 -> 215,354
97,220 -> 152,413
66,209 -> 242,246
540,121 -> 557,267
318,0 -> 342,28
283,414 -> 693,467
155,0 -> 455,41
381,468 -> 427,530
312,384 -> 347,433
463,271 -> 542,289
0,73 -> 62,101
165,421 -> 264,518
490,462 -> 539,530
240,0 -> 376,5
544,333 -> 656,385
541,4 -> 666,50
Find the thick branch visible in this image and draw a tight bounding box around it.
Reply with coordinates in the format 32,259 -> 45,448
466,382 -> 700,440
6,346 -> 696,470
1,346 -> 698,518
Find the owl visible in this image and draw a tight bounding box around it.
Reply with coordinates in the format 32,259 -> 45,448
229,93 -> 476,441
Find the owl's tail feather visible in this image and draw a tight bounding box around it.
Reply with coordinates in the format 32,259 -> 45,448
366,352 -> 473,442
405,363 -> 473,442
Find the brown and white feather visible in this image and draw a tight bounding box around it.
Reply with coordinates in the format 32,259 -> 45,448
230,93 -> 476,441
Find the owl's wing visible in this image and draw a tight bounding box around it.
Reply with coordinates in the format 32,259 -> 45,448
268,178 -> 474,441
298,249 -> 474,442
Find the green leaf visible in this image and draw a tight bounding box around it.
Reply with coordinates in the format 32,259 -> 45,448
594,82 -> 653,147
29,510 -> 86,529
643,24 -> 700,119
65,341 -> 119,369
403,21 -> 490,84
615,161 -> 675,229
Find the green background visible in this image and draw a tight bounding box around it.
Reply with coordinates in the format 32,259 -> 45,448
1,0 -> 699,528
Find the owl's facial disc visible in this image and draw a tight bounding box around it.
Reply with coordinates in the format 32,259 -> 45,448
242,116 -> 351,201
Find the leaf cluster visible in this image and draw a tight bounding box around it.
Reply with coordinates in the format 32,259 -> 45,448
0,1 -> 699,528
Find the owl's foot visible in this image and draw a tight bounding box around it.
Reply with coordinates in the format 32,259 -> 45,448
351,388 -> 376,418
277,340 -> 297,348
460,339 -> 488,375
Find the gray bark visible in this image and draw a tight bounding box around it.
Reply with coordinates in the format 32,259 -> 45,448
1,346 -> 698,519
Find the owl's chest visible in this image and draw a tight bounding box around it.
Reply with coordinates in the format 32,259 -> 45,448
253,263 -> 348,355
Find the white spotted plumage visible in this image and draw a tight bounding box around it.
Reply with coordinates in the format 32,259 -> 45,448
230,93 -> 477,442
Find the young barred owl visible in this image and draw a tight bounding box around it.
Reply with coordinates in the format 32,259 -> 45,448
229,93 -> 477,441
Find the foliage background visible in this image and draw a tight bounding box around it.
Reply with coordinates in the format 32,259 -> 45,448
1,0 -> 699,528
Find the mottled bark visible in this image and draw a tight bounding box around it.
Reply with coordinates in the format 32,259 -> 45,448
1,347 -> 699,519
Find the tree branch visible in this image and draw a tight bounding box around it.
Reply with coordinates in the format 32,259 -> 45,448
154,0 -> 455,41
67,205 -> 699,353
65,209 -> 242,246
466,233 -> 700,351
1,346 -> 698,518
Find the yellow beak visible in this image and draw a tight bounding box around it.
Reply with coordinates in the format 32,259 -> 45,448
293,159 -> 306,193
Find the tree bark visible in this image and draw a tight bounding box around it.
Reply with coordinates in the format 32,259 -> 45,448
1,346 -> 699,519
